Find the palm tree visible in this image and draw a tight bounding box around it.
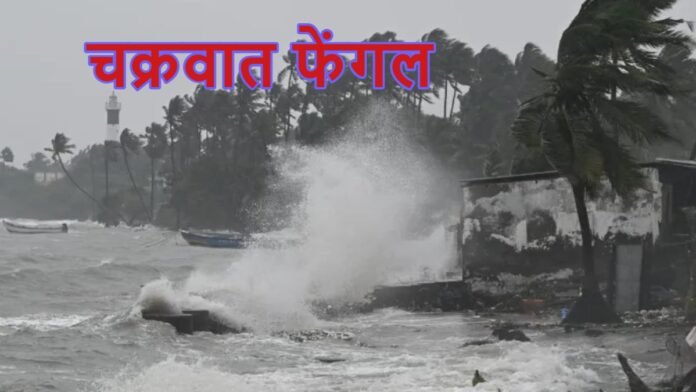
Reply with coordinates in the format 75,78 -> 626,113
634,43 -> 696,160
142,123 -> 168,222
24,152 -> 50,181
88,146 -> 98,217
235,75 -> 264,130
514,43 -> 556,103
184,85 -> 215,155
120,128 -> 150,222
512,0 -> 692,324
278,50 -> 300,141
421,29 -> 475,119
446,40 -> 475,119
458,45 -> 519,174
45,133 -> 104,209
275,84 -> 303,143
1,147 -> 13,173
163,95 -> 187,228
265,84 -> 282,115
1,147 -> 13,165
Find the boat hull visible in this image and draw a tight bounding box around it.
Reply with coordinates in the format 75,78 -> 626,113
3,220 -> 68,234
180,230 -> 247,249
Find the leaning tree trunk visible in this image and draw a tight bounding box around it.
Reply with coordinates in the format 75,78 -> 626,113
121,147 -> 151,222
104,143 -> 110,202
563,183 -> 621,324
168,127 -> 180,229
149,158 -> 156,223
58,156 -> 101,205
418,95 -> 423,120
89,148 -> 97,218
449,81 -> 458,120
443,82 -> 448,118
618,353 -> 696,392
59,155 -> 127,224
285,76 -> 292,142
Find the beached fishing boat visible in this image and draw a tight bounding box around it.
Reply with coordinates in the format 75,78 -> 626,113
180,229 -> 247,248
3,220 -> 68,234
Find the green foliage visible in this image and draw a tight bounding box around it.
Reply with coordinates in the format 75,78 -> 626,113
45,133 -> 75,158
1,147 -> 13,164
143,122 -> 167,160
120,128 -> 150,221
23,152 -> 50,173
120,128 -> 141,153
510,0 -> 692,323
0,139 -> 151,221
512,0 -> 692,197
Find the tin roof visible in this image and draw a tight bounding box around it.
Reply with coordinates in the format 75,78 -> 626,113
460,158 -> 696,188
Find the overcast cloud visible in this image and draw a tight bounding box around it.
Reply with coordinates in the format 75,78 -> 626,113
0,0 -> 693,165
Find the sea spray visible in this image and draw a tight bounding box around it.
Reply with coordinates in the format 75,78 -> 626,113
132,278 -> 181,316
135,102 -> 459,332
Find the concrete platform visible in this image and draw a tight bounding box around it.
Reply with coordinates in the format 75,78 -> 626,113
142,309 -> 242,334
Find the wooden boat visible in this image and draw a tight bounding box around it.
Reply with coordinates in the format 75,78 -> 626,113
180,229 -> 247,248
3,220 -> 68,234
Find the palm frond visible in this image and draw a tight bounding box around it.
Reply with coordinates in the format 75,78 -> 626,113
590,129 -> 644,197
590,97 -> 672,145
511,98 -> 549,148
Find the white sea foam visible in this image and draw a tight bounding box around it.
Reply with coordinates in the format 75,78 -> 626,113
94,341 -> 603,392
133,103 -> 459,332
131,278 -> 182,316
0,313 -> 90,332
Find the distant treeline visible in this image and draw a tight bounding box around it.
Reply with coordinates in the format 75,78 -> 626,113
2,20 -> 695,229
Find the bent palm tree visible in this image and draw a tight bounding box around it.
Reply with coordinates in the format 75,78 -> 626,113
45,133 -> 105,211
142,122 -> 168,221
512,0 -> 692,324
278,50 -> 300,141
163,96 -> 187,228
120,128 -> 151,222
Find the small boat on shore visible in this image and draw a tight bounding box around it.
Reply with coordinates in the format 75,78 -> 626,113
180,229 -> 247,248
3,220 -> 68,234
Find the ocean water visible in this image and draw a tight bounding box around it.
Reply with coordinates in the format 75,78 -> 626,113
0,224 -> 675,391
0,108 -> 677,391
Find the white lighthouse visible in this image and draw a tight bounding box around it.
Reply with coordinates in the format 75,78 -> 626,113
105,92 -> 121,142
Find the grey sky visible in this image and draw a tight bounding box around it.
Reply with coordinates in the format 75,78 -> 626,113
0,0 -> 694,165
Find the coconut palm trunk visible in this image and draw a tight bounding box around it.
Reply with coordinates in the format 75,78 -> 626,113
573,184 -> 598,291
443,82 -> 448,118
285,76 -> 292,141
48,132 -> 126,224
168,129 -> 180,229
150,158 -> 156,221
104,144 -> 110,201
449,81 -> 458,120
59,156 -> 128,224
563,183 -> 621,324
121,145 -> 151,221
89,148 -> 97,218
56,155 -> 102,207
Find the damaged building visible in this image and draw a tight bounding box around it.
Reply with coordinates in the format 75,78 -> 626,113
459,159 -> 696,312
